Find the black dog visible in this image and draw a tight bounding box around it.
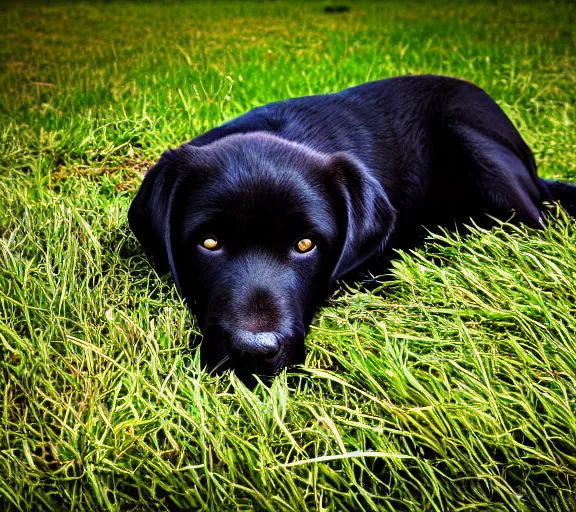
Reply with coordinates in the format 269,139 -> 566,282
129,74 -> 575,380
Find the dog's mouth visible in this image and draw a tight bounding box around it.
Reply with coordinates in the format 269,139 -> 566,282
209,350 -> 289,379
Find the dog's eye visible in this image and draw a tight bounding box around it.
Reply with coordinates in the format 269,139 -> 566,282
296,238 -> 315,253
201,237 -> 220,250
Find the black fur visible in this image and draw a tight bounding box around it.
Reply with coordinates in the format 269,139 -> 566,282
129,74 -> 576,380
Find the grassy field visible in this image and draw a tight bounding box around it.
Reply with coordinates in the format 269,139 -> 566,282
1,0 -> 576,510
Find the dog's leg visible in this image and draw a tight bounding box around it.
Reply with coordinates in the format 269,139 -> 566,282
444,123 -> 547,229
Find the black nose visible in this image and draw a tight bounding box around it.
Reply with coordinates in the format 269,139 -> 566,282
230,331 -> 281,357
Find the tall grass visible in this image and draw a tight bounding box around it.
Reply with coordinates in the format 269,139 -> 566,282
1,1 -> 575,510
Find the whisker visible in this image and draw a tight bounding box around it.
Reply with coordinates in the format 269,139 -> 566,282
210,354 -> 231,374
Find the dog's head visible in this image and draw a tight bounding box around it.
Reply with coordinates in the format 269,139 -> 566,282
129,133 -> 395,379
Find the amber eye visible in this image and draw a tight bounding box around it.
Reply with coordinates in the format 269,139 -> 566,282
296,238 -> 315,253
202,237 -> 220,250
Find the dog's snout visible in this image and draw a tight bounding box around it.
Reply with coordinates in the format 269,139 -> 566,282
242,287 -> 280,333
230,331 -> 281,357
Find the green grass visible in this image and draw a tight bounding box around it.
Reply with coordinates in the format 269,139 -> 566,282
1,0 -> 575,510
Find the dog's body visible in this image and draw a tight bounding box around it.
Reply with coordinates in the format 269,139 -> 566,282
129,75 -> 576,380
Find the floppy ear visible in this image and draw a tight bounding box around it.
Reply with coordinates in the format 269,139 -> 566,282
128,151 -> 186,291
328,153 -> 397,282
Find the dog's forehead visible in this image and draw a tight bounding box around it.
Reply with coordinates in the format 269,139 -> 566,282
172,134 -> 339,240
186,168 -> 334,235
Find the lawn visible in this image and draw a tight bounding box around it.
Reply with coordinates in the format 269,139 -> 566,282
1,0 -> 575,510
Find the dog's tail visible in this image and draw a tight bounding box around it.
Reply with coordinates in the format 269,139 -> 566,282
541,179 -> 576,217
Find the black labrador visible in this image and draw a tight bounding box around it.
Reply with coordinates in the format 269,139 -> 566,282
129,74 -> 575,380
